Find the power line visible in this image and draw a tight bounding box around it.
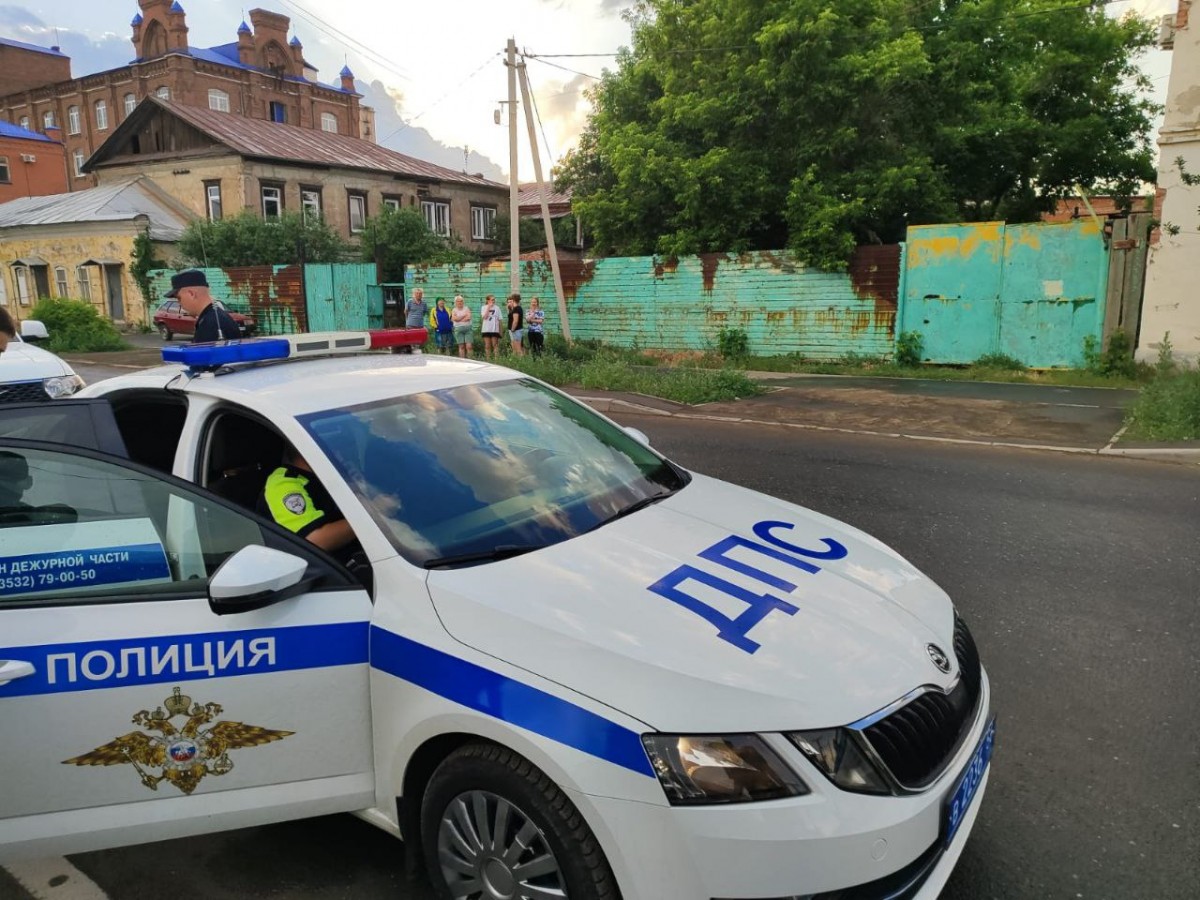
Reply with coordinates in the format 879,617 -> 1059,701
378,52 -> 502,144
522,59 -> 558,171
526,56 -> 599,81
277,0 -> 414,84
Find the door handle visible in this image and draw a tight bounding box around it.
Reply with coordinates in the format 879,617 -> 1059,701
0,659 -> 36,686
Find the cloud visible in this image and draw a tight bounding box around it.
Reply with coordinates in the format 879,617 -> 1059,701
0,5 -> 131,75
358,78 -> 506,182
0,5 -> 43,29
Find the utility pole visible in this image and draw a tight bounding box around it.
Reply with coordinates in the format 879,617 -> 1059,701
517,56 -> 571,342
506,38 -> 520,296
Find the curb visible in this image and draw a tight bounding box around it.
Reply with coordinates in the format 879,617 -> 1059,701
572,395 -> 1200,465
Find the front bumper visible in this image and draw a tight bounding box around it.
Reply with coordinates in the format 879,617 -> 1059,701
581,669 -> 992,900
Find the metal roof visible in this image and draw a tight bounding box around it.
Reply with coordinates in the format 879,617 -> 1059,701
145,98 -> 507,189
0,121 -> 54,143
518,182 -> 573,209
0,36 -> 67,57
0,178 -> 193,240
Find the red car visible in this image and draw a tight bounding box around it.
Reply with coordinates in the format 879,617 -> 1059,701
153,301 -> 255,341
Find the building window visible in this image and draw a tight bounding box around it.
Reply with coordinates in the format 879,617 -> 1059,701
94,100 -> 108,131
42,110 -> 55,129
73,151 -> 85,177
471,205 -> 496,240
261,184 -> 283,218
54,266 -> 69,297
382,196 -> 401,213
301,187 -> 322,223
125,93 -> 136,115
208,89 -> 230,113
156,86 -> 170,100
348,192 -> 366,233
0,156 -> 9,183
67,105 -> 81,135
204,181 -> 223,221
75,266 -> 92,301
320,112 -> 337,133
269,101 -> 286,124
421,200 -> 451,237
0,271 -> 7,306
19,116 -> 29,130
14,267 -> 31,306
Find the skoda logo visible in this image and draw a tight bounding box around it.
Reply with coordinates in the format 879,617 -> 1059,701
926,644 -> 952,674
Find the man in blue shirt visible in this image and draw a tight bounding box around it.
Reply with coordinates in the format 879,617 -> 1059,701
165,270 -> 240,343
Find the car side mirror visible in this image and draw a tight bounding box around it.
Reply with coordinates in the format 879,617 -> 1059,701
20,320 -> 49,342
208,544 -> 313,615
624,426 -> 651,447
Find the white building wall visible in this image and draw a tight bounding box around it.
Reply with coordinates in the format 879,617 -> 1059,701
1142,0 -> 1200,364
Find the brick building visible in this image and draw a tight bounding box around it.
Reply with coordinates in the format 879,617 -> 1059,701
86,98 -> 507,248
0,121 -> 69,202
0,2 -> 372,194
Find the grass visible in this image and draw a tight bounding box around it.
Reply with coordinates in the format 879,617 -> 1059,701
1124,369 -> 1200,441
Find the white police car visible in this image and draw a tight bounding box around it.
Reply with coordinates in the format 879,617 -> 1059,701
0,320 -> 85,403
0,330 -> 993,899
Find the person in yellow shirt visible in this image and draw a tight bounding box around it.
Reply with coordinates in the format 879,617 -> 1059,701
258,447 -> 357,563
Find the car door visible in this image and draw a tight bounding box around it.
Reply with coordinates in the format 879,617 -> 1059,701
0,399 -> 128,455
0,438 -> 375,862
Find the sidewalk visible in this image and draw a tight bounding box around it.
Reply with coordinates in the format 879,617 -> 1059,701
575,374 -> 1200,464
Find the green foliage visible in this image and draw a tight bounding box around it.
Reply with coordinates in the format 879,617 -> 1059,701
974,352 -> 1026,371
716,327 -> 750,360
360,207 -> 476,282
1084,329 -> 1138,379
129,229 -> 163,311
558,0 -> 1160,267
30,298 -> 127,352
490,212 -> 546,251
1155,332 -> 1176,379
896,330 -> 924,368
178,212 -> 351,268
1127,369 -> 1200,441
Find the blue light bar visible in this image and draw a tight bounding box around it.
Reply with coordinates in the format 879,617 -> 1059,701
162,338 -> 291,369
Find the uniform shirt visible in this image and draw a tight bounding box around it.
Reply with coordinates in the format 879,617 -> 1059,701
192,302 -> 242,343
258,465 -> 345,542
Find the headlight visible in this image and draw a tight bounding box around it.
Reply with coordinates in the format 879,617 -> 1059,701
786,728 -> 892,795
642,733 -> 809,805
43,374 -> 85,399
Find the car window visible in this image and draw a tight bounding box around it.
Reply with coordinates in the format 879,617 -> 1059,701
300,378 -> 686,566
0,444 -> 265,606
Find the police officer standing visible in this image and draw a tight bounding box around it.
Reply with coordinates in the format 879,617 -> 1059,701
164,270 -> 241,343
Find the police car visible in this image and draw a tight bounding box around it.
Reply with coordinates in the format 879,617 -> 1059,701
0,330 -> 993,899
0,320 -> 85,403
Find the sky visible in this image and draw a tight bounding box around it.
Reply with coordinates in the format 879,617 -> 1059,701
0,0 -> 1182,184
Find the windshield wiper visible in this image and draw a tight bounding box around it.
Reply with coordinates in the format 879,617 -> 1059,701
423,544 -> 542,570
586,491 -> 673,534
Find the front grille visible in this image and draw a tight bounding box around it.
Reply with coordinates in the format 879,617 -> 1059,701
0,380 -> 49,404
861,616 -> 983,789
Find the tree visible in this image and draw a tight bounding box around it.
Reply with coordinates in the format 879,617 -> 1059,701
178,212 -> 351,268
490,211 -> 546,251
558,0 -> 1160,269
130,227 -> 163,313
359,207 -> 476,282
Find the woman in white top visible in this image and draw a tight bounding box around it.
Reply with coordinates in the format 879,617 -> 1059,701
480,294 -> 501,359
451,295 -> 473,358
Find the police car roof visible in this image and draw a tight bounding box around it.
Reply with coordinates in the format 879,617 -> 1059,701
131,354 -> 517,416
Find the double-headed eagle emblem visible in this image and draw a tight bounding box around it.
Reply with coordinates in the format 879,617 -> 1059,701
63,686 -> 294,795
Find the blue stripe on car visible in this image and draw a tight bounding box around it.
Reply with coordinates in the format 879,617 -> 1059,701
370,626 -> 654,777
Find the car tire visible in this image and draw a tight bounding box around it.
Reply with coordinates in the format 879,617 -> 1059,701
421,742 -> 620,900
158,324 -> 172,341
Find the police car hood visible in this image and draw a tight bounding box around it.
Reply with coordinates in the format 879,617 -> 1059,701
0,340 -> 73,383
427,474 -> 959,733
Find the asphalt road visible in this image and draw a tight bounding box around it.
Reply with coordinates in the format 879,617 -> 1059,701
3,414 -> 1198,900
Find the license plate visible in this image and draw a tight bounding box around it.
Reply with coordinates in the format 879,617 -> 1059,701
944,717 -> 995,845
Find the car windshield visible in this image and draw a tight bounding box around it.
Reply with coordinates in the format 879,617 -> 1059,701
299,378 -> 688,567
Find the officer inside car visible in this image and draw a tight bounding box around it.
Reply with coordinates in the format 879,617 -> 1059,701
258,445 -> 359,565
164,269 -> 241,343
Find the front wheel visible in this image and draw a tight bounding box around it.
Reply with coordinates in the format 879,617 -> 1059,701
421,743 -> 620,900
157,324 -> 172,341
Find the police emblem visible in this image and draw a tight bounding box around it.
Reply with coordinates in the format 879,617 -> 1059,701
283,492 -> 307,515
62,686 -> 294,795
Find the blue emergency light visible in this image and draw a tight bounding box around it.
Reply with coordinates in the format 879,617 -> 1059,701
162,338 -> 292,368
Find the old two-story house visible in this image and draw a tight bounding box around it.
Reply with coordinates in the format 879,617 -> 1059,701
0,3 -> 373,194
84,97 -> 508,248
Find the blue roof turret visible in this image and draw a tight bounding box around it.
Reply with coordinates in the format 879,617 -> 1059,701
131,12 -> 143,26
169,2 -> 185,14
238,20 -> 251,34
289,36 -> 301,46
339,64 -> 353,77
